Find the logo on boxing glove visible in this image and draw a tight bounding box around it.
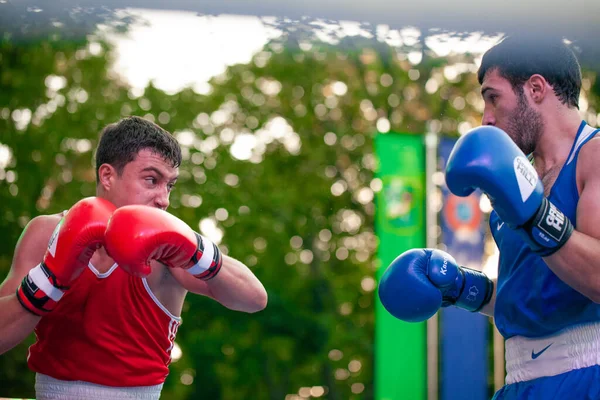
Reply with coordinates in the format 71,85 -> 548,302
535,201 -> 567,243
441,256 -> 448,276
514,156 -> 538,202
545,203 -> 565,232
466,285 -> 480,302
47,220 -> 63,258
527,197 -> 574,256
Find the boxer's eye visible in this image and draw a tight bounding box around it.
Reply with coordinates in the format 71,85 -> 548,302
486,94 -> 498,105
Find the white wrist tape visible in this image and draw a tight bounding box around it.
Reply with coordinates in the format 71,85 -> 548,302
186,235 -> 216,276
29,264 -> 65,302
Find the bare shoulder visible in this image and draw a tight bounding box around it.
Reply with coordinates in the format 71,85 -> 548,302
23,213 -> 64,244
0,213 -> 63,295
15,213 -> 63,259
576,136 -> 600,193
577,135 -> 600,161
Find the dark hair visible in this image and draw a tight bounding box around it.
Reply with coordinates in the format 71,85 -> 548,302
477,36 -> 582,108
95,116 -> 182,182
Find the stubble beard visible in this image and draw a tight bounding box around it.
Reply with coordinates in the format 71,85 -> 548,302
504,91 -> 544,155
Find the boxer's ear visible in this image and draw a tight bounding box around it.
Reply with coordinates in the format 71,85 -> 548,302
526,74 -> 548,104
97,163 -> 117,191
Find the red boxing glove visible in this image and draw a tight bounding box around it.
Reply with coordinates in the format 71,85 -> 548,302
17,197 -> 116,316
104,205 -> 223,280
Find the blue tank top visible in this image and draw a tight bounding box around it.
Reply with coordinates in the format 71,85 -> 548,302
491,121 -> 599,339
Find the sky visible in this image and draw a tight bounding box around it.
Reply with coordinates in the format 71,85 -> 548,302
102,8 -> 501,94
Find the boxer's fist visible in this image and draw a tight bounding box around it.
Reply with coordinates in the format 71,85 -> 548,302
446,126 -> 573,256
446,126 -> 543,226
378,249 -> 493,323
105,206 -> 222,280
17,197 -> 116,315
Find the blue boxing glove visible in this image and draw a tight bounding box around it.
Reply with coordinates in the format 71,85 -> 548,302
446,126 -> 573,257
378,249 -> 493,322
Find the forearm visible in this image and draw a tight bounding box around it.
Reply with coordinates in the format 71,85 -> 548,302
545,231 -> 600,302
0,294 -> 40,355
477,278 -> 496,317
205,255 -> 268,313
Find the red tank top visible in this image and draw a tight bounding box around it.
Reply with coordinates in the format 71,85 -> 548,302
28,263 -> 181,387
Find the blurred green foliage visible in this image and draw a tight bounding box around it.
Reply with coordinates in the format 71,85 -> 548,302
0,26 -> 598,400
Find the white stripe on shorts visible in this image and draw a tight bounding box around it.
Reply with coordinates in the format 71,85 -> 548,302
35,373 -> 163,400
505,321 -> 600,385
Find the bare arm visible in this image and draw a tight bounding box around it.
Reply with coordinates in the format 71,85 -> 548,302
0,215 -> 61,354
170,254 -> 268,313
543,138 -> 600,302
478,278 -> 497,317
0,295 -> 40,354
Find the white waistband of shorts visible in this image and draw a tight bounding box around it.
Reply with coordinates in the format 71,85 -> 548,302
35,373 -> 163,400
505,321 -> 600,385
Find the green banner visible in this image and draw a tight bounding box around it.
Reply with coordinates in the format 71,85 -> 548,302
375,132 -> 427,400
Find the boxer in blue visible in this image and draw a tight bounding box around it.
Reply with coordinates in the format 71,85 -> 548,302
379,36 -> 600,399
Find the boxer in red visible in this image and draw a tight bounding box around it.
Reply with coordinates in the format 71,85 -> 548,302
0,116 -> 268,399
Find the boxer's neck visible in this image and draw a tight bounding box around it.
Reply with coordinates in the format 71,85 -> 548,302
90,246 -> 117,274
531,113 -> 582,174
